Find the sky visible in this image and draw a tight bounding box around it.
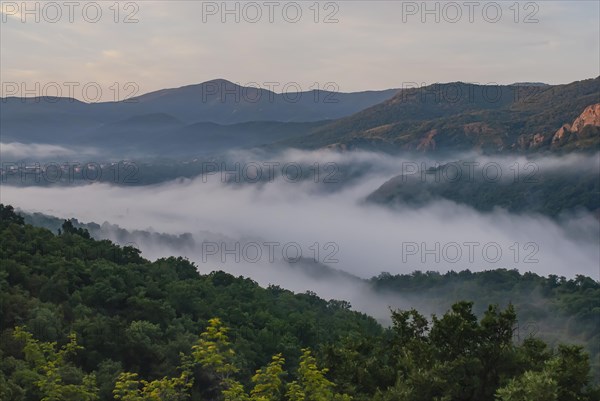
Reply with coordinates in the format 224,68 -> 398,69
1,0 -> 599,101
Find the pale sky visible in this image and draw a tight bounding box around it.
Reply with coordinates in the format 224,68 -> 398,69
1,0 -> 599,101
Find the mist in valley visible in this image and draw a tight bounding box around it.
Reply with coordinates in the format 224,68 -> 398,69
2,148 -> 599,323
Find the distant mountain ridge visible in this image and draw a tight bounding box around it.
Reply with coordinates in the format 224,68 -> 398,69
0,79 -> 399,157
2,77 -> 598,157
0,79 -> 399,124
279,77 -> 600,153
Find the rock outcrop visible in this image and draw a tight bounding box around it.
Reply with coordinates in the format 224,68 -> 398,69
571,104 -> 600,132
550,104 -> 600,149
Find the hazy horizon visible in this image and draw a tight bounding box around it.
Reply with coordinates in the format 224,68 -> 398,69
2,1 -> 598,101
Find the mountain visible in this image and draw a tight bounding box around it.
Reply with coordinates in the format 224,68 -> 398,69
362,99 -> 600,217
0,79 -> 399,126
3,78 -> 598,157
82,119 -> 328,156
510,82 -> 550,87
0,79 -> 398,157
127,79 -> 400,123
279,78 -> 600,153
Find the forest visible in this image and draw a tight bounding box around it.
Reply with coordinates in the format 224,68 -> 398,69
1,203 -> 599,401
366,160 -> 600,217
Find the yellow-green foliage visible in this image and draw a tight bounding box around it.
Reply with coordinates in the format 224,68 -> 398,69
13,327 -> 98,401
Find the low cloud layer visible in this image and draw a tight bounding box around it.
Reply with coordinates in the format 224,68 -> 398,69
1,150 -> 599,319
0,142 -> 97,161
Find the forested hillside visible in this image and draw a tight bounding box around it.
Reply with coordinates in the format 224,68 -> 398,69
280,78 -> 600,153
367,160 -> 600,217
370,269 -> 600,376
1,204 -> 599,401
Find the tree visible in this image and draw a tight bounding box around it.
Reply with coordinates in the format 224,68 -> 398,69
13,327 -> 99,401
61,220 -> 91,239
495,368 -> 558,401
250,354 -> 286,401
287,349 -> 351,401
191,317 -> 240,395
552,345 -> 593,401
113,371 -> 191,401
0,204 -> 25,225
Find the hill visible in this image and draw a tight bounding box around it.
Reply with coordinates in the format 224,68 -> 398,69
280,78 -> 600,153
1,80 -> 398,157
1,204 -> 599,400
366,158 -> 600,217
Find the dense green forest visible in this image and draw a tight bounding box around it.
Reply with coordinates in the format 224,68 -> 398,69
370,269 -> 600,376
1,204 -> 599,400
18,208 -> 600,367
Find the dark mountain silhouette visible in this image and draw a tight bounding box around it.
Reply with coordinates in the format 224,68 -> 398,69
0,79 -> 398,156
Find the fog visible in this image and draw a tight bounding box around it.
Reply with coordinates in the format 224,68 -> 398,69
1,149 -> 599,320
0,142 -> 98,161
